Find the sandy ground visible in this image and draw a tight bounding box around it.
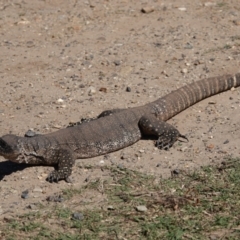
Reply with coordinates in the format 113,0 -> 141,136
0,0 -> 239,217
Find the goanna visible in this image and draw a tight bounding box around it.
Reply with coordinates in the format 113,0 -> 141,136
0,73 -> 239,182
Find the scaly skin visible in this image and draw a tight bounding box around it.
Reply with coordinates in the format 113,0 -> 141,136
0,73 -> 240,182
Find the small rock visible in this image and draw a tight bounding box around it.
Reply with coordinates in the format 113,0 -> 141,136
139,149 -> 145,153
46,194 -> 64,202
107,205 -> 115,210
117,164 -> 125,169
193,59 -> 201,65
87,86 -> 96,96
17,20 -> 30,25
180,147 -> 188,152
24,129 -> 37,137
126,87 -> 131,92
26,204 -> 37,210
204,2 -> 216,7
206,144 -> 215,150
156,163 -> 161,167
184,43 -> 193,49
233,20 -> 240,26
181,68 -> 188,74
72,212 -> 84,221
99,87 -> 107,93
208,101 -> 216,104
178,7 -> 187,11
3,216 -> 15,222
223,140 -> 229,144
141,6 -> 154,13
33,187 -> 43,193
56,98 -> 64,103
113,60 -> 121,66
21,190 -> 29,199
172,169 -> 180,175
161,70 -> 169,77
84,176 -> 90,182
136,205 -> 148,212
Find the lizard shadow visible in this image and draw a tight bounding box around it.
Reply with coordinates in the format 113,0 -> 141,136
0,160 -> 36,181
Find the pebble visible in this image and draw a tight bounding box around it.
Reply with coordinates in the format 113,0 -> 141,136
136,205 -> 147,212
178,7 -> 187,11
46,194 -> 64,202
206,144 -> 215,150
107,205 -> 115,210
204,2 -> 216,7
126,87 -> 131,92
233,20 -> 240,26
180,147 -> 188,152
117,164 -> 125,169
113,60 -> 121,66
56,98 -> 64,103
223,140 -> 229,144
21,190 -> 29,199
26,204 -> 37,210
87,86 -> 96,96
181,68 -> 188,74
24,129 -> 37,137
141,7 -> 154,14
33,187 -> 43,193
193,59 -> 201,65
72,212 -> 84,221
17,20 -> 30,25
208,101 -> 216,104
184,43 -> 193,49
172,169 -> 180,175
99,87 -> 107,93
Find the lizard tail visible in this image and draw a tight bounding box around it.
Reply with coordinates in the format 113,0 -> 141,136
151,73 -> 240,121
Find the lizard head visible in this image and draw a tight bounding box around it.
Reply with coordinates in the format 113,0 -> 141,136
0,134 -> 21,160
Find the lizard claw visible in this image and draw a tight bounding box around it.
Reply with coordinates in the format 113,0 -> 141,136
46,170 -> 60,183
46,170 -> 72,183
156,137 -> 174,150
178,134 -> 188,142
156,132 -> 188,150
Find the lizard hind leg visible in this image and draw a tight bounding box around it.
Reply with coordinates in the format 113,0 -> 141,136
46,149 -> 75,183
139,115 -> 187,150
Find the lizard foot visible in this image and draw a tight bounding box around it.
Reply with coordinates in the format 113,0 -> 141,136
46,170 -> 71,183
156,132 -> 188,150
139,115 -> 188,150
156,135 -> 176,150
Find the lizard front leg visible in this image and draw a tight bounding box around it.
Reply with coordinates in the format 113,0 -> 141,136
139,115 -> 187,150
46,149 -> 75,183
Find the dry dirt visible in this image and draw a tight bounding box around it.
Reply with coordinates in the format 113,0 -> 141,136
0,0 -> 240,218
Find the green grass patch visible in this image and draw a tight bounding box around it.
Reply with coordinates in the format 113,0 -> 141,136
1,158 -> 240,239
